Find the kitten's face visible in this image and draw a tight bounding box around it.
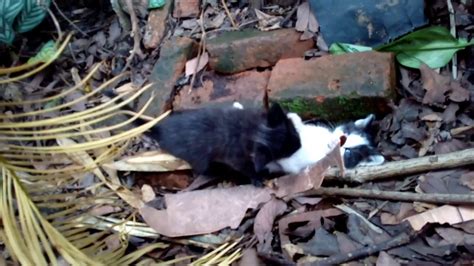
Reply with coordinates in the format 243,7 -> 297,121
252,104 -> 301,173
332,114 -> 384,168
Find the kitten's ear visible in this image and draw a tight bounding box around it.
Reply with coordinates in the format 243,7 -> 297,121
267,103 -> 287,127
354,114 -> 375,129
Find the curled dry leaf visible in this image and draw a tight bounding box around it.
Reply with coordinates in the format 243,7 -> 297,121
185,52 -> 209,77
404,205 -> 474,231
139,185 -> 272,237
103,150 -> 191,172
273,138 -> 343,198
254,198 -> 287,253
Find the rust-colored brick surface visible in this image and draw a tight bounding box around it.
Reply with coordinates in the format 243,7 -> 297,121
207,29 -> 314,74
143,1 -> 172,49
173,70 -> 270,109
137,38 -> 197,116
173,0 -> 200,18
268,51 -> 396,121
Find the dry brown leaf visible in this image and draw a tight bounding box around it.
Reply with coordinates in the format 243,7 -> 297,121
295,2 -> 319,33
421,64 -> 450,105
421,64 -> 470,105
273,138 -> 343,198
295,2 -> 310,32
460,172 -> 474,190
139,185 -> 272,237
376,251 -> 401,266
380,203 -> 416,225
254,198 -> 287,253
442,103 -> 459,124
103,150 -> 191,172
254,9 -> 282,31
185,52 -> 209,77
278,209 -> 342,258
433,139 -> 469,155
449,82 -> 470,102
435,227 -> 465,245
404,205 -> 474,231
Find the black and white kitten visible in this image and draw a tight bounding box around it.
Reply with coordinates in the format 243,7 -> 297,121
111,95 -> 301,186
264,112 -> 385,175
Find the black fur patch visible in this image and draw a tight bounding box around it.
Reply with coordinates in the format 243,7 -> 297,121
148,104 -> 301,186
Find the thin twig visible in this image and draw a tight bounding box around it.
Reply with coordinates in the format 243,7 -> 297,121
124,0 -> 145,70
221,0 -> 237,29
52,0 -> 88,37
188,11 -> 207,93
325,148 -> 474,183
296,187 -> 474,205
447,0 -> 458,79
47,8 -> 63,40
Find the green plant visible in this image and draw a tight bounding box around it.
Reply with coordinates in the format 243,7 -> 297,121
0,0 -> 51,44
329,26 -> 474,69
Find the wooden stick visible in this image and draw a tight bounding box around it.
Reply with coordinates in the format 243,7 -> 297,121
325,148 -> 474,183
296,187 -> 474,205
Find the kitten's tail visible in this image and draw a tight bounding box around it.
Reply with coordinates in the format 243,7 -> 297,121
102,89 -> 162,140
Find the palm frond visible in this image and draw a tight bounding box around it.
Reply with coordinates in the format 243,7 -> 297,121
0,62 -> 171,264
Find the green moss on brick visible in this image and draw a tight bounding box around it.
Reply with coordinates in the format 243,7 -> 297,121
276,96 -> 389,122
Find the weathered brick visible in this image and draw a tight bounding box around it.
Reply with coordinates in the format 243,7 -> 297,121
173,0 -> 200,18
143,1 -> 172,49
268,51 -> 396,121
137,38 -> 197,116
207,29 -> 314,74
173,70 -> 270,109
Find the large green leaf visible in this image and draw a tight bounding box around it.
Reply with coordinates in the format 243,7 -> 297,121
0,0 -> 25,44
376,26 -> 474,69
15,0 -> 51,33
329,26 -> 474,69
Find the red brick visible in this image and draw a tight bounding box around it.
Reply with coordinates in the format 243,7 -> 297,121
143,1 -> 172,49
173,0 -> 200,18
173,70 -> 270,109
207,29 -> 314,74
136,38 -> 197,116
268,51 -> 396,121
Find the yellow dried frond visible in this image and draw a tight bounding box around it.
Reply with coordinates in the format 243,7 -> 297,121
0,72 -> 170,264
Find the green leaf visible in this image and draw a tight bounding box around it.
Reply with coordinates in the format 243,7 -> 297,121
376,26 -> 474,69
329,43 -> 372,55
0,18 -> 15,44
149,0 -> 166,9
27,40 -> 57,64
15,0 -> 51,33
0,0 -> 25,44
